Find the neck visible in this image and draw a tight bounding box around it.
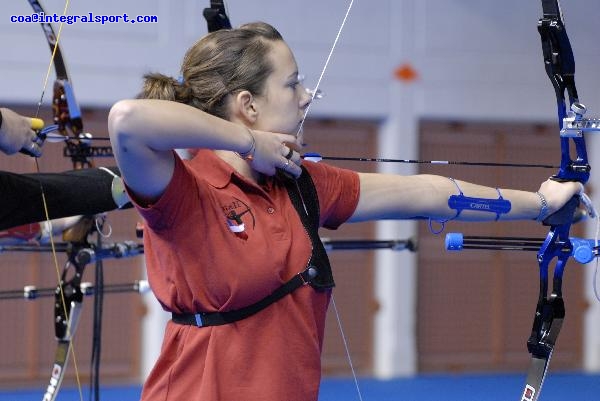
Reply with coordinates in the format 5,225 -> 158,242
215,150 -> 263,183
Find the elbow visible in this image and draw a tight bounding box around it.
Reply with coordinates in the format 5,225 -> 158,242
108,100 -> 138,144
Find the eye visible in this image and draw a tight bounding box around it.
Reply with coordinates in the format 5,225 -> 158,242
288,74 -> 305,89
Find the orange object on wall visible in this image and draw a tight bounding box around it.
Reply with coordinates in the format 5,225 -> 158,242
394,63 -> 418,82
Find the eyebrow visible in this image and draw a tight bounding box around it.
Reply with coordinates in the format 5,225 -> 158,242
286,71 -> 298,80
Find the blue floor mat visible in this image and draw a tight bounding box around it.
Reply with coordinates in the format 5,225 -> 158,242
1,372 -> 599,400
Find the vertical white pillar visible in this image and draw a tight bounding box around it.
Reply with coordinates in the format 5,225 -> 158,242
372,0 -> 420,378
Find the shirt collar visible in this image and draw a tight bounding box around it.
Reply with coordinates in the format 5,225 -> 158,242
188,149 -> 275,190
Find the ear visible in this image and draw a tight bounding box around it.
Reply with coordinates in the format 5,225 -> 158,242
231,90 -> 258,124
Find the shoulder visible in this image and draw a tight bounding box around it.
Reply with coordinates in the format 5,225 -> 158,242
301,161 -> 360,228
302,160 -> 358,184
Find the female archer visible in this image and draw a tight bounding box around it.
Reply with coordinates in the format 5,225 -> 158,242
108,22 -> 582,401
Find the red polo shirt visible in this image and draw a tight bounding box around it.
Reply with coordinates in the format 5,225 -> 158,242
135,149 -> 359,401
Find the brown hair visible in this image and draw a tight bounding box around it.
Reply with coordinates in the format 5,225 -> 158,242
138,22 -> 283,119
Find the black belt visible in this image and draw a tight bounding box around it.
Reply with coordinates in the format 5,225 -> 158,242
172,267 -> 317,327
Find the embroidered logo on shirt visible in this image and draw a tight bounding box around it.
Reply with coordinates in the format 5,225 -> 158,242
221,197 -> 255,240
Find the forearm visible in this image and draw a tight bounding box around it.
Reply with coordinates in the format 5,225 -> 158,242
108,99 -> 302,201
108,99 -> 252,154
0,167 -> 129,230
351,173 -> 555,223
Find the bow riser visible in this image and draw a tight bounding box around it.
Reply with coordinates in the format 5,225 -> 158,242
53,80 -> 83,136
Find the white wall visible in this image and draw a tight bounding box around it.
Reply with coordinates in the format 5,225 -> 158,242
3,0 -> 600,378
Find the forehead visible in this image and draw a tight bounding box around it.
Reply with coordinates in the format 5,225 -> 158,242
267,40 -> 298,77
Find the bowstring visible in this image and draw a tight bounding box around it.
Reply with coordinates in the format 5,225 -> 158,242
33,0 -> 84,399
296,0 -> 364,398
295,0 -> 355,136
332,295 -> 364,401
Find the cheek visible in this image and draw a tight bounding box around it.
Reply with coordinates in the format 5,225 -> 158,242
261,94 -> 300,131
270,97 -> 295,118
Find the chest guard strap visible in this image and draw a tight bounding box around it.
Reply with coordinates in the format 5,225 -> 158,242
172,167 -> 335,327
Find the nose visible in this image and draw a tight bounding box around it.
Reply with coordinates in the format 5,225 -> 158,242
300,86 -> 323,110
298,85 -> 312,109
305,87 -> 324,100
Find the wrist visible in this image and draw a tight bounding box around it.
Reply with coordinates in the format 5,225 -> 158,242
534,191 -> 549,222
236,127 -> 256,161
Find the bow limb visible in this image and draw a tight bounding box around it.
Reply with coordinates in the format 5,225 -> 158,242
203,0 -> 232,32
26,1 -> 86,400
522,1 -> 591,399
43,255 -> 84,401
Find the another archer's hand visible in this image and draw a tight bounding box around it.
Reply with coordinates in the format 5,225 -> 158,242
0,108 -> 43,157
